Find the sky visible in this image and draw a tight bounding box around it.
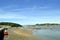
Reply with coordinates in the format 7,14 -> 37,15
0,0 -> 60,25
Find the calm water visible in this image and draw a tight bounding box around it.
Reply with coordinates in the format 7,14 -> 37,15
33,28 -> 60,40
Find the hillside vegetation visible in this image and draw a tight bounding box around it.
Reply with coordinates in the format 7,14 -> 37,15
0,22 -> 22,27
36,23 -> 60,26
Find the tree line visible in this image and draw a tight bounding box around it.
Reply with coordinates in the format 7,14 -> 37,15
0,22 -> 22,27
36,23 -> 60,26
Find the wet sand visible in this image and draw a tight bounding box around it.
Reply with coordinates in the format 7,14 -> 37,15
8,28 -> 44,40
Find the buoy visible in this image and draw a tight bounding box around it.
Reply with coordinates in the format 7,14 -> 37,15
4,30 -> 8,35
4,28 -> 8,40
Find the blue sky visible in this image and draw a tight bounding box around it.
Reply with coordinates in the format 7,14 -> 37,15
0,0 -> 60,25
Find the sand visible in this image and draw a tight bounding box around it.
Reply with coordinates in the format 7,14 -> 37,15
8,27 -> 44,40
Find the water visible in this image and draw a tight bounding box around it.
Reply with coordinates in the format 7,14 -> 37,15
33,28 -> 60,40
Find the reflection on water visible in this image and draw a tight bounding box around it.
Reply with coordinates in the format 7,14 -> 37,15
33,28 -> 60,40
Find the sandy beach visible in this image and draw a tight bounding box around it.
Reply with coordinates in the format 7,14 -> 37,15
8,27 -> 44,40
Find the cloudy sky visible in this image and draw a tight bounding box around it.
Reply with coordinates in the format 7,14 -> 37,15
0,0 -> 60,25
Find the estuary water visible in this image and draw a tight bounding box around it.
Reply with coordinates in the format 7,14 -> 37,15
33,28 -> 60,40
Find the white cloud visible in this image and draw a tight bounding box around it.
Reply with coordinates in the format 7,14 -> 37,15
1,5 -> 50,12
0,5 -> 55,20
0,13 -> 27,19
39,6 -> 49,9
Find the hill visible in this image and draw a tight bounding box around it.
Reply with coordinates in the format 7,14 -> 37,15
0,22 -> 22,27
36,23 -> 60,26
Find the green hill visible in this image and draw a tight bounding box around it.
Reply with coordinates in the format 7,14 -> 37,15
36,23 -> 60,26
0,22 -> 22,27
